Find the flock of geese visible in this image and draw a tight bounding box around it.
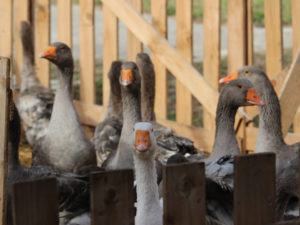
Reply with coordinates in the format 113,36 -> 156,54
5,20 -> 299,225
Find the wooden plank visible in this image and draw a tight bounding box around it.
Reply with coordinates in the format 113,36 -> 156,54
234,153 -> 276,225
264,0 -> 283,79
175,0 -> 193,125
0,57 -> 10,225
74,100 -> 105,126
14,0 -> 30,87
35,0 -> 50,87
203,0 -> 221,130
0,0 -> 12,58
102,4 -> 118,107
163,162 -> 205,225
246,0 -> 253,65
57,0 -> 72,47
12,178 -> 58,225
90,170 -> 135,225
127,0 -> 142,61
278,50 -> 300,136
151,0 -> 167,119
270,220 -> 300,225
80,0 -> 95,104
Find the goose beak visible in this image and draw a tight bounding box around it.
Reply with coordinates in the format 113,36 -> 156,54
40,46 -> 56,60
246,88 -> 264,106
219,71 -> 238,84
135,130 -> 151,152
121,69 -> 134,86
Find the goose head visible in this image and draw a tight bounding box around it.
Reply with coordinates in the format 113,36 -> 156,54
132,122 -> 156,159
119,62 -> 141,91
40,42 -> 73,69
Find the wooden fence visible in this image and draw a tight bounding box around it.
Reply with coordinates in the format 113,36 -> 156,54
1,0 -> 300,154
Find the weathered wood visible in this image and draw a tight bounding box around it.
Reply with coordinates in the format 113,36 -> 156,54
74,100 -> 104,126
102,0 -> 219,116
12,178 -> 58,225
14,0 -> 30,87
0,57 -> 10,225
203,0 -> 221,130
90,170 -> 135,225
0,0 -> 12,59
234,153 -> 276,225
151,0 -> 167,119
163,162 -> 205,225
80,0 -> 95,104
127,0 -> 142,61
57,0 -> 72,47
278,50 -> 300,137
264,0 -> 283,79
102,3 -> 118,106
35,0 -> 50,87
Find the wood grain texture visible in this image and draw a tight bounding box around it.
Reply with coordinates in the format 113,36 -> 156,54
102,4 -> 118,106
57,0 -> 72,47
35,0 -> 50,87
127,0 -> 142,61
12,178 -> 58,225
74,100 -> 104,126
102,0 -> 219,116
234,153 -> 276,225
203,0 -> 221,131
90,170 -> 135,225
80,0 -> 95,104
0,0 -> 12,58
176,0 -> 193,125
264,0 -> 283,79
163,162 -> 205,225
0,57 -> 10,225
151,0 -> 167,119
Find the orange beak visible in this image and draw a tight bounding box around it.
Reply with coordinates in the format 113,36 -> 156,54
121,69 -> 134,86
135,130 -> 151,152
40,46 -> 56,60
246,88 -> 264,106
219,71 -> 238,84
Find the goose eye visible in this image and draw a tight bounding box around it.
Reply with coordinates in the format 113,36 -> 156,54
59,45 -> 64,49
238,84 -> 243,89
244,70 -> 249,74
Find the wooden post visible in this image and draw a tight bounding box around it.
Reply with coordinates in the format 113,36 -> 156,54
12,178 -> 58,225
163,162 -> 205,225
57,0 -> 72,47
35,0 -> 50,87
0,0 -> 13,59
176,0 -> 193,125
234,153 -> 276,225
90,170 -> 135,225
80,0 -> 95,104
203,0 -> 221,131
151,0 -> 168,119
0,57 -> 10,225
102,3 -> 118,107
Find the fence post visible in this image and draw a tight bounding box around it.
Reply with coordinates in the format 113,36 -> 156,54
163,162 -> 205,225
12,177 -> 59,225
0,0 -> 12,59
90,170 -> 135,225
57,0 -> 72,47
234,153 -> 276,225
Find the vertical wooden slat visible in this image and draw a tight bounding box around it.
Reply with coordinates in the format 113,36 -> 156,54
57,0 -> 72,47
80,0 -> 95,104
14,0 -> 30,87
203,0 -> 221,131
90,170 -> 135,225
35,0 -> 50,87
264,0 -> 283,79
234,153 -> 276,225
163,162 -> 205,225
0,57 -> 10,225
12,178 -> 59,225
127,0 -> 142,61
151,0 -> 167,119
0,0 -> 13,58
102,4 -> 118,106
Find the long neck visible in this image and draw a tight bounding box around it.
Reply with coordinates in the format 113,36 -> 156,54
210,100 -> 240,160
103,81 -> 122,120
256,77 -> 285,153
141,68 -> 155,121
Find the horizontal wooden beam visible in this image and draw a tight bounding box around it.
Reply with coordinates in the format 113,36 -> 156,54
74,101 -> 104,127
102,0 -> 219,117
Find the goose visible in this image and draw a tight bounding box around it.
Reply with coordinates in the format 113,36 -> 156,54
32,42 -> 96,172
136,53 -> 198,162
17,21 -> 54,146
103,61 -> 141,169
220,66 -> 300,220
